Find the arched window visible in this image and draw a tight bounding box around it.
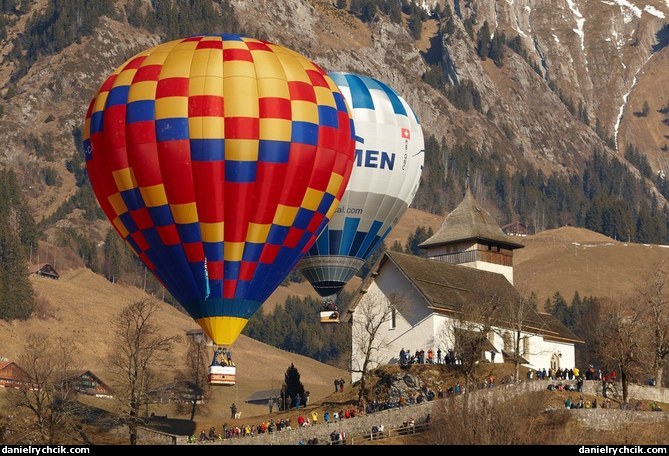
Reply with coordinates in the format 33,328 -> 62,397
550,353 -> 560,371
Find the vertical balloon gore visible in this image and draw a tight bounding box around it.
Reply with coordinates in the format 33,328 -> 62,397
83,35 -> 356,345
298,72 -> 425,298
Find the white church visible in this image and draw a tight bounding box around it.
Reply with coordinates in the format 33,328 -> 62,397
349,189 -> 582,382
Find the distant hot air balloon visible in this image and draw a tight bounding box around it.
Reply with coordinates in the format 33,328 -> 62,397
297,72 -> 424,319
83,35 -> 355,384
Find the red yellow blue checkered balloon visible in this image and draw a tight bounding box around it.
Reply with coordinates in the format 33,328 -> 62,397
83,35 -> 355,346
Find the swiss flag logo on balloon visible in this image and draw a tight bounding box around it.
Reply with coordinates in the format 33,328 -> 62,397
401,128 -> 411,140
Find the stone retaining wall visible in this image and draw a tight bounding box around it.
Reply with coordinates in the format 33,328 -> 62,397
165,379 -> 669,445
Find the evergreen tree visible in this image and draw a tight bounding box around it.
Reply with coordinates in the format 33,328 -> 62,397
570,291 -> 583,329
381,0 -> 401,23
476,21 -> 491,59
546,292 -> 570,327
12,0 -> 113,80
243,294 -> 352,364
350,0 -> 376,22
0,217 -> 34,320
408,9 -> 422,40
103,228 -> 129,283
358,241 -> 387,279
390,240 -> 403,252
489,32 -> 505,66
405,226 -> 433,256
443,4 -> 456,35
577,100 -> 590,125
0,168 -> 35,320
283,363 -> 305,409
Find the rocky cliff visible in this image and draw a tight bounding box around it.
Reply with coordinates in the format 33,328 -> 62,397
0,0 -> 666,240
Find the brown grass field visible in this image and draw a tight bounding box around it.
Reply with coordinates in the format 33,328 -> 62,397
0,268 -> 347,428
513,226 -> 669,306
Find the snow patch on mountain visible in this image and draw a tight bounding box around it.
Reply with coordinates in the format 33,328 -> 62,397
605,0 -> 643,23
644,5 -> 665,18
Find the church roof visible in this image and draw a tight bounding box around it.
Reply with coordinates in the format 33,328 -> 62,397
386,250 -> 526,317
376,251 -> 583,343
419,189 -> 524,250
536,312 -> 583,344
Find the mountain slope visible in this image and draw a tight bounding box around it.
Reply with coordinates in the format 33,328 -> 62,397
0,0 -> 667,224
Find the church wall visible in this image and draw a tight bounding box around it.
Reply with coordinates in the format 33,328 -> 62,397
531,339 -> 577,372
351,263 -> 435,382
467,261 -> 513,284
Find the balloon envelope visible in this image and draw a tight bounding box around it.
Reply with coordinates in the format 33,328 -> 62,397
83,35 -> 355,345
298,72 -> 424,297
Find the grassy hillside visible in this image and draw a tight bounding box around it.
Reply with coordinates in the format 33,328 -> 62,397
513,226 -> 669,306
0,269 -> 347,424
390,208 -> 669,306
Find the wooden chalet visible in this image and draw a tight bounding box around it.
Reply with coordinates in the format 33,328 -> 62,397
28,263 -> 60,280
149,381 -> 203,404
0,361 -> 33,389
502,221 -> 529,237
64,370 -> 113,398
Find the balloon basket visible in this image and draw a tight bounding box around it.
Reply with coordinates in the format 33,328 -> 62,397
208,365 -> 236,386
320,310 -> 339,324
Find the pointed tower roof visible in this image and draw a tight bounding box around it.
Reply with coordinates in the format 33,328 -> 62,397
419,189 -> 524,250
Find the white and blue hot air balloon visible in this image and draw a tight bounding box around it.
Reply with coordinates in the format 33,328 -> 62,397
297,72 -> 424,321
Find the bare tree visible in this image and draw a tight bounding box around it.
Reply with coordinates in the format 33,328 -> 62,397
108,300 -> 179,445
351,291 -> 407,406
498,290 -> 540,383
175,337 -> 208,421
444,292 -> 503,416
637,265 -> 669,387
595,296 -> 645,404
9,334 -> 79,444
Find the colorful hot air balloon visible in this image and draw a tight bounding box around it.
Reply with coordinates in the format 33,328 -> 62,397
83,35 -> 356,383
297,72 -> 424,310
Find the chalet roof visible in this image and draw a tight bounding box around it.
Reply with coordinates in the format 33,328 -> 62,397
379,251 -> 582,343
0,361 -> 32,381
28,263 -> 49,274
151,380 -> 198,393
28,263 -> 59,277
245,388 -> 281,404
420,189 -> 524,250
501,221 -> 527,230
65,370 -> 112,390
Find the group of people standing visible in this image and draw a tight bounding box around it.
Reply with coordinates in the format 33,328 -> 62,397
399,347 -> 457,366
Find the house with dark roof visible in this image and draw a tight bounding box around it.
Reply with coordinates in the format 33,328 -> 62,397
0,361 -> 33,389
148,381 -> 203,404
502,221 -> 528,237
349,190 -> 582,381
28,263 -> 60,280
63,370 -> 113,398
